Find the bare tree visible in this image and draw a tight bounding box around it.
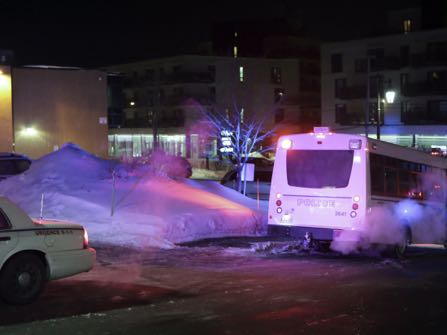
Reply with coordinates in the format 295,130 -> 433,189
189,99 -> 276,193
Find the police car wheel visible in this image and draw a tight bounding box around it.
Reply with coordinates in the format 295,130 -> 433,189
0,253 -> 47,305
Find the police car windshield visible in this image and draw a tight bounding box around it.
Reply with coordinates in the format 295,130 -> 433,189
286,150 -> 354,188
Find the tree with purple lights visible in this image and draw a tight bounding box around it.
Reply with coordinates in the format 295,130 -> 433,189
189,99 -> 276,194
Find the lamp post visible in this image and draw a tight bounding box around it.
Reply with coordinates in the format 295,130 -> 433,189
365,55 -> 397,140
376,76 -> 396,140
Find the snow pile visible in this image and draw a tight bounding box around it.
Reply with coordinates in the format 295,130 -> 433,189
0,144 -> 266,249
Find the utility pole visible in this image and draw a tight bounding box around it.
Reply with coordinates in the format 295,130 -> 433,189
376,76 -> 381,140
365,56 -> 371,138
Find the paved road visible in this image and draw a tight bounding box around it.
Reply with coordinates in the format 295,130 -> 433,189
1,241 -> 447,335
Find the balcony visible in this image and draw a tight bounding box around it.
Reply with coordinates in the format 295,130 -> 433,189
165,94 -> 216,106
410,53 -> 447,68
164,72 -> 215,84
299,81 -> 320,92
401,108 -> 447,125
280,94 -> 320,107
335,111 -> 366,126
337,85 -> 367,100
123,112 -> 185,129
158,114 -> 185,128
401,81 -> 447,97
354,54 -> 447,72
124,118 -> 152,128
123,76 -> 156,88
369,56 -> 402,72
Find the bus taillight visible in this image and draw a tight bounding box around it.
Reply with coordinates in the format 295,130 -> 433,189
276,200 -> 282,206
281,139 -> 292,149
353,195 -> 360,202
352,203 -> 359,210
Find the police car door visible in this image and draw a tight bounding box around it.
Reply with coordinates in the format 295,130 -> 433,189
0,208 -> 18,263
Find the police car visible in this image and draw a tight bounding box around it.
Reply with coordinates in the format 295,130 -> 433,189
0,196 -> 95,304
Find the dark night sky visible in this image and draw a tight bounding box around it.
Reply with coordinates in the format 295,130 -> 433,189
0,0 -> 437,67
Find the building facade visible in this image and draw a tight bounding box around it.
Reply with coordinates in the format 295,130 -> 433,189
0,65 -> 13,153
321,27 -> 447,153
1,66 -> 108,159
0,50 -> 15,153
106,55 -> 320,165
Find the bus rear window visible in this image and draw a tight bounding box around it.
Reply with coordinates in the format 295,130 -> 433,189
286,150 -> 354,188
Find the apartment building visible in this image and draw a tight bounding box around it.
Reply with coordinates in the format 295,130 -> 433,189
106,54 -> 320,164
321,15 -> 447,153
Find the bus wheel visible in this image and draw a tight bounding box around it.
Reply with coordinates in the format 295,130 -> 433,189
316,241 -> 331,252
395,228 -> 412,258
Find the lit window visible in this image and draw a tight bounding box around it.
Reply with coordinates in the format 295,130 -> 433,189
240,108 -> 245,123
271,67 -> 281,83
233,46 -> 238,58
239,66 -> 244,82
403,19 -> 412,33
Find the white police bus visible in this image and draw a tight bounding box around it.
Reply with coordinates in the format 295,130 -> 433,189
268,127 -> 447,254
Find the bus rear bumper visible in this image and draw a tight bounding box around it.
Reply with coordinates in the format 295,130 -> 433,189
268,224 -> 359,242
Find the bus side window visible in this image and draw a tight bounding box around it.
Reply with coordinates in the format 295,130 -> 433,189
407,173 -> 424,200
423,168 -> 445,202
398,169 -> 411,197
370,153 -> 385,195
371,165 -> 384,195
384,168 -> 398,196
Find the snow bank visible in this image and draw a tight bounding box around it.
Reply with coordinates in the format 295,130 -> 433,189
0,144 -> 266,249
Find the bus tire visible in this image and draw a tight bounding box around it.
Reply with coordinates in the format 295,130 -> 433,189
316,241 -> 331,252
394,227 -> 412,259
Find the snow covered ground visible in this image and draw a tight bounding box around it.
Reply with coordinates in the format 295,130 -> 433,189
0,144 -> 268,249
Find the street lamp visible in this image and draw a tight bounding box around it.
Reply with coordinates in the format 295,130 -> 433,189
365,55 -> 397,140
376,78 -> 396,140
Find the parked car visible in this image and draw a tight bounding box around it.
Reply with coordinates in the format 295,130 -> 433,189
221,163 -> 273,200
0,196 -> 96,304
0,153 -> 32,180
